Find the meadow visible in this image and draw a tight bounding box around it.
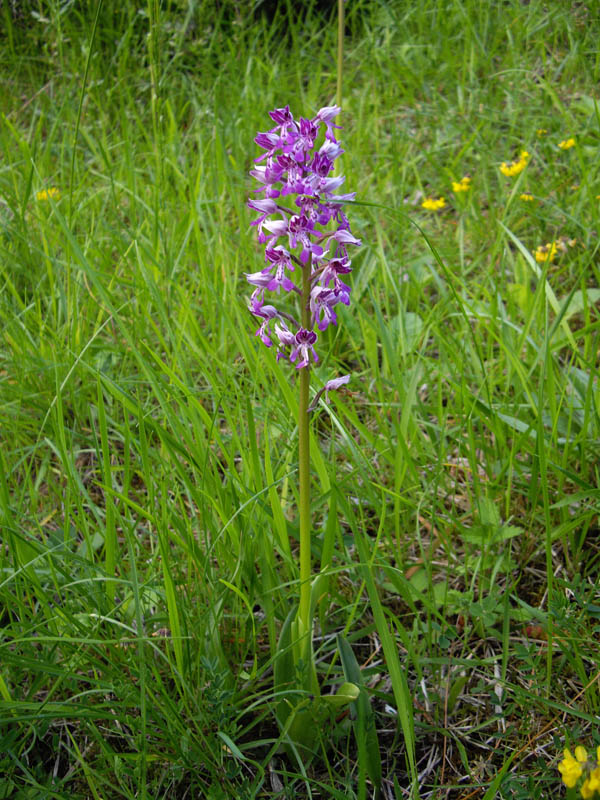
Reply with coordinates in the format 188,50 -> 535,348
1,1 -> 600,797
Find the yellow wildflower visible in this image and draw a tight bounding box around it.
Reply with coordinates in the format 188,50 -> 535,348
534,241 -> 558,263
452,176 -> 471,193
536,128 -> 547,136
36,187 -> 61,201
421,196 -> 446,211
558,138 -> 575,150
581,767 -> 600,800
558,747 -> 586,788
520,193 -> 534,202
499,150 -> 530,177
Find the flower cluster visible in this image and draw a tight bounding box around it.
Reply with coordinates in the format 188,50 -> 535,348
421,196 -> 446,210
558,746 -> 600,798
36,187 -> 60,201
534,237 -> 576,263
535,241 -> 558,263
499,150 -> 530,177
452,176 -> 471,193
559,137 -> 576,150
246,104 -> 361,373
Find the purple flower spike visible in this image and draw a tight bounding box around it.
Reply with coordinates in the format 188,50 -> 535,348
246,103 -> 361,381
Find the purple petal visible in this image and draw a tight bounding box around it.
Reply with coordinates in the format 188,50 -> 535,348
262,219 -> 288,236
325,374 -> 350,392
315,105 -> 341,123
333,229 -> 362,246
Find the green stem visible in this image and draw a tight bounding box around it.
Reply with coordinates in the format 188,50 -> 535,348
298,259 -> 312,636
337,0 -> 344,111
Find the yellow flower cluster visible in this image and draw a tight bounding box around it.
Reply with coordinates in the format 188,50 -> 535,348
534,237 -> 576,262
452,176 -> 471,193
500,150 -> 530,177
421,196 -> 446,211
560,747 -> 588,788
520,193 -> 534,202
558,746 -> 600,798
559,137 -> 576,150
534,241 -> 558,263
584,770 -> 600,799
36,187 -> 61,201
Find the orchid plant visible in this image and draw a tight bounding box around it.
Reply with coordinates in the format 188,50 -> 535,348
246,104 -> 362,755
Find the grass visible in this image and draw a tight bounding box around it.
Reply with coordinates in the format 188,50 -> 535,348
1,0 -> 600,797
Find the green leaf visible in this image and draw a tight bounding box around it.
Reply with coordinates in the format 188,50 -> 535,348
447,674 -> 469,714
321,682 -> 360,708
559,288 -> 600,321
217,731 -> 245,760
219,579 -> 257,680
273,607 -> 318,760
499,222 -> 577,351
338,492 -> 419,796
337,634 -> 382,795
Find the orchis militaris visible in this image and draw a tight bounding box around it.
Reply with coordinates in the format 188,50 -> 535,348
247,104 -> 360,631
246,105 -> 361,754
246,104 -> 361,376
